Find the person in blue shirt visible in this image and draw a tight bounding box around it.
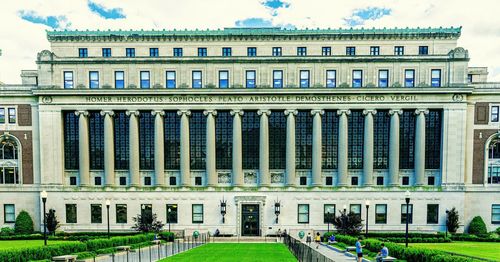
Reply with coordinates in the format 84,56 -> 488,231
328,234 -> 336,243
376,243 -> 389,262
355,237 -> 364,262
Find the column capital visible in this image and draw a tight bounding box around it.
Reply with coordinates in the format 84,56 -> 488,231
336,109 -> 351,116
151,110 -> 165,117
203,110 -> 218,116
414,109 -> 429,115
257,109 -> 271,116
230,109 -> 244,116
284,109 -> 298,116
75,110 -> 89,117
310,109 -> 325,116
100,110 -> 114,117
362,109 -> 377,116
126,110 -> 140,116
177,110 -> 191,116
389,109 -> 403,116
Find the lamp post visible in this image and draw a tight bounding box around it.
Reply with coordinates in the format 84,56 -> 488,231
167,208 -> 172,232
405,190 -> 411,248
40,190 -> 48,246
220,199 -> 227,223
274,201 -> 281,223
365,200 -> 370,238
342,205 -> 347,235
445,209 -> 450,238
105,200 -> 110,239
327,212 -> 331,233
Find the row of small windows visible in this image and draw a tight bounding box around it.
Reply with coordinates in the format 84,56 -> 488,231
0,107 -> 16,124
63,69 -> 443,89
77,45 -> 430,58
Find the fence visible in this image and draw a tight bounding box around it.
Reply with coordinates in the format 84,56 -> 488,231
283,234 -> 334,262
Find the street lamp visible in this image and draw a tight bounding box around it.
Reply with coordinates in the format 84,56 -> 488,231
365,200 -> 370,237
167,208 -> 172,232
274,201 -> 281,223
343,204 -> 347,213
327,212 -> 331,233
105,200 -> 111,239
40,190 -> 48,246
220,199 -> 227,223
405,190 -> 411,248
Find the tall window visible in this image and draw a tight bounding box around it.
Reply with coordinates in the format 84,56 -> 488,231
322,47 -> 331,56
296,111 -> 312,169
0,108 -> 5,124
91,204 -> 102,223
116,204 -> 127,224
374,111 -> 390,169
64,71 -> 74,89
322,111 -> 339,169
190,112 -> 206,170
273,70 -> 283,88
141,204 -> 153,224
140,71 -> 150,88
370,46 -> 380,56
222,47 -> 232,56
64,112 -> 79,169
198,48 -> 207,57
242,111 -> 260,169
192,71 -> 202,88
89,112 -> 104,170
272,47 -> 282,56
149,48 -> 159,57
65,204 -> 77,223
78,48 -> 88,58
378,70 -> 389,87
139,112 -> 155,170
216,111 -> 232,169
394,46 -> 404,55
173,48 -> 183,57
401,204 -> 413,224
297,47 -> 307,56
299,70 -> 310,88
298,204 -> 309,223
1,138 -> 19,183
404,70 -> 415,87
115,71 -> 124,88
419,46 -> 429,55
125,48 -> 135,57
7,108 -> 16,124
102,48 -> 111,57
324,204 -> 335,223
219,71 -> 229,88
166,71 -> 176,88
492,204 -> 500,224
375,204 -> 387,224
246,70 -> 256,88
350,204 -> 362,220
489,141 -> 500,184
426,110 -> 442,169
427,204 -> 439,224
348,111 -> 364,169
352,70 -> 363,88
400,110 -> 416,169
164,111 -> 180,170
269,111 -> 286,169
89,71 -> 99,89
431,69 -> 442,87
326,70 -> 336,88
192,204 -> 203,223
346,47 -> 355,56
167,204 -> 178,223
3,204 -> 15,223
492,106 -> 499,123
114,111 -> 129,170
247,47 -> 257,57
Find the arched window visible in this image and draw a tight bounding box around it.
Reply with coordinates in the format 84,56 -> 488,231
0,136 -> 20,184
487,139 -> 500,184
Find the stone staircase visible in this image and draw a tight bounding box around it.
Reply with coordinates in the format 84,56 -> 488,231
210,236 -> 280,243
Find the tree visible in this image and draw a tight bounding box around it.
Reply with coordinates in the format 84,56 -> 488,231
332,209 -> 363,235
14,211 -> 34,235
468,216 -> 487,235
446,207 -> 460,234
45,209 -> 60,236
132,213 -> 164,233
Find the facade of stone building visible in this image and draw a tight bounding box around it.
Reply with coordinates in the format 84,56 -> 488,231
0,27 -> 499,235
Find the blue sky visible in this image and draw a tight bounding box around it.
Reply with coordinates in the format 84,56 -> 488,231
0,0 -> 499,83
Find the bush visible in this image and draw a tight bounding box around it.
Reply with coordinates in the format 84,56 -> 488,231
159,231 -> 175,242
85,233 -> 155,251
14,211 -> 34,235
451,233 -> 500,242
0,233 -> 43,240
331,210 -> 363,235
74,251 -> 96,259
0,227 -> 15,236
446,207 -> 460,234
0,242 -> 87,262
45,209 -> 60,236
468,216 -> 487,235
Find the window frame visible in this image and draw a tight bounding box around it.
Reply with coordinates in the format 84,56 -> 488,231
192,71 -> 202,88
297,47 -> 307,56
7,108 -> 16,124
324,204 -> 335,223
350,204 -> 362,220
431,69 -> 442,87
4,204 -> 15,223
491,105 -> 500,123
89,71 -> 99,89
419,46 -> 429,55
198,48 -> 207,57
115,71 -> 125,89
0,108 -> 5,124
192,204 -> 203,224
245,70 -> 256,88
298,204 -> 310,224
125,48 -> 135,57
102,48 -> 111,57
63,71 -> 74,89
140,71 -> 150,89
326,70 -> 336,88
90,204 -> 102,224
166,71 -> 176,89
299,70 -> 310,88
492,204 -> 500,224
173,48 -> 183,57
427,204 -> 439,224
222,47 -> 232,57
273,70 -> 283,88
116,204 -> 127,224
401,204 -> 413,224
322,47 -> 331,56
65,204 -> 77,223
272,47 -> 282,57
247,47 -> 257,57
370,46 -> 380,56
404,69 -> 415,87
167,204 -> 178,224
346,46 -> 356,56
78,48 -> 88,58
219,70 -> 229,88
149,48 -> 159,57
375,204 -> 387,224
378,70 -> 389,88
394,46 -> 404,55
352,70 -> 363,88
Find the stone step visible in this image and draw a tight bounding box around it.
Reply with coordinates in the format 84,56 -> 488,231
210,236 -> 280,243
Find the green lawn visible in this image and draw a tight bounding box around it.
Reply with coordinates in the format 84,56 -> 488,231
410,242 -> 500,261
160,243 -> 296,262
0,240 -> 76,250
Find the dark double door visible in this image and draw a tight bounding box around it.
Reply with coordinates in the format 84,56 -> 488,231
241,204 -> 260,236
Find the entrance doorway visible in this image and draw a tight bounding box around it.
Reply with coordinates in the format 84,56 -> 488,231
241,204 -> 260,236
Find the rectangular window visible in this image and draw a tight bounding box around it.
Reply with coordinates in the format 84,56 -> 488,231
298,204 -> 309,223
222,47 -> 232,57
352,70 -> 363,88
491,106 -> 499,122
115,71 -> 124,89
94,177 -> 102,186
116,204 -> 127,224
370,46 -> 380,56
326,70 -> 336,88
141,204 -> 153,224
297,47 -> 307,56
351,176 -> 359,186
272,47 -> 282,56
166,71 -> 176,88
468,74 -> 473,83
0,108 -> 4,124
401,204 -> 413,224
378,70 -> 389,87
169,177 -> 177,186
78,48 -> 88,58
419,46 -> 429,55
119,177 -> 126,186
325,176 -> 333,185
167,204 -> 178,223
192,71 -> 202,88
219,71 -> 229,88
65,204 -> 77,223
246,70 -> 256,88
402,176 -> 410,185
144,176 -> 152,186
273,70 -> 283,88
102,48 -> 111,57
173,48 -> 183,57
149,48 -> 159,57
140,71 -> 150,89
126,48 -> 135,57
322,47 -> 331,56
376,176 -> 384,185
375,204 -> 387,224
346,47 -> 356,56
89,71 -> 99,89
192,204 -> 203,223
299,70 -> 310,88
405,69 -> 415,87
69,176 -> 77,185
8,108 -> 16,124
195,177 -> 202,186
394,46 -> 404,55
350,204 -> 361,220
428,176 -> 435,186
299,176 -> 307,185
198,48 -> 207,57
431,69 -> 442,87
324,204 -> 335,223
427,204 -> 439,224
91,204 -> 102,223
64,71 -> 74,89
492,204 -> 500,224
247,47 -> 257,57
4,204 -> 15,223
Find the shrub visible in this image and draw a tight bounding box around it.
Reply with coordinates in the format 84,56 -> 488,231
446,207 -> 460,234
468,216 -> 487,235
159,231 -> 175,242
85,233 -> 155,251
331,210 -> 363,235
0,227 -> 15,236
0,242 -> 87,262
132,213 -> 164,233
74,251 -> 96,259
45,209 -> 60,236
14,211 -> 34,235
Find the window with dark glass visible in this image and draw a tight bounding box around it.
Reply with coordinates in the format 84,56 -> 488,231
346,47 -> 355,56
216,111 -> 232,169
375,204 -> 387,224
190,111 -> 206,170
326,177 -> 333,185
70,176 -> 77,185
114,111 -> 129,170
167,204 -> 178,223
166,71 -> 176,89
242,111 -> 259,169
169,177 -> 177,186
404,69 -> 415,87
326,70 -> 336,88
400,110 -> 415,169
119,177 -> 126,186
198,48 -> 207,57
401,204 -> 413,224
402,176 -> 409,185
64,71 -> 74,89
115,71 -> 124,88
173,48 -> 183,57
324,204 -> 335,223
149,48 -> 159,57
219,71 -> 229,88
374,111 -> 390,169
273,70 -> 283,88
376,176 -> 384,185
95,176 -> 103,185
195,176 -> 202,185
144,176 -> 152,185
427,204 -> 439,224
91,204 -> 102,223
192,204 -> 203,223
299,70 -> 310,88
140,71 -> 150,88
141,204 -> 153,224
139,112 -> 154,170
4,204 -> 15,223
468,74 -> 473,83
378,70 -> 389,87
102,48 -> 111,57
431,69 -> 441,87
64,111 -> 79,169
116,204 -> 127,223
296,111 -> 312,169
426,110 -> 442,169
272,47 -> 282,56
352,70 -> 363,87
65,204 -> 77,223
246,70 -> 256,88
297,47 -> 307,56
491,106 -> 499,122
348,111 -> 364,169
299,176 -> 307,185
0,108 -> 4,124
192,71 -> 202,88
351,176 -> 359,186
89,111 -> 104,170
247,47 -> 257,56
350,204 -> 361,220
428,176 -> 435,185
222,47 -> 232,56
394,46 -> 404,55
492,204 -> 500,224
7,108 -> 16,124
164,111 -> 180,169
298,204 -> 309,223
269,111 -> 286,169
79,48 -> 88,58
419,46 -> 429,55
322,111 -> 339,169
89,71 -> 99,88
126,48 -> 135,57
322,47 -> 331,56
370,46 -> 380,56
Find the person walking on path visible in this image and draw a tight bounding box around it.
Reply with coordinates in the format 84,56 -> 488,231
355,237 -> 365,262
306,232 -> 312,246
314,232 -> 321,249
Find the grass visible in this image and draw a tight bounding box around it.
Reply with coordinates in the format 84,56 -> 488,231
410,242 -> 500,261
0,240 -> 76,250
159,243 -> 296,262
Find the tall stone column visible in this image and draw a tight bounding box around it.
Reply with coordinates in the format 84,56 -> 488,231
362,110 -> 377,186
285,109 -> 298,186
100,110 -> 115,186
311,110 -> 324,186
414,109 -> 429,186
204,110 -> 217,186
389,110 -> 403,186
258,110 -> 271,186
178,110 -> 191,186
75,110 -> 90,186
337,109 -> 350,186
152,110 -> 165,186
126,110 -> 140,187
231,110 -> 244,186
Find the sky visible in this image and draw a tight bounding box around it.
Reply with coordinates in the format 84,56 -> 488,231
0,0 -> 499,83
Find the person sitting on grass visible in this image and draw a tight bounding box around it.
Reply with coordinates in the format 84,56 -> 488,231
314,232 -> 321,249
355,237 -> 365,262
376,243 -> 389,262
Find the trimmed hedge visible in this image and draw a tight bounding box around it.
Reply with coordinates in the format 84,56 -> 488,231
468,216 -> 487,235
0,233 -> 44,240
85,233 -> 155,251
0,242 -> 87,262
451,233 -> 500,242
14,211 -> 34,235
159,231 -> 175,242
323,232 -> 451,243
